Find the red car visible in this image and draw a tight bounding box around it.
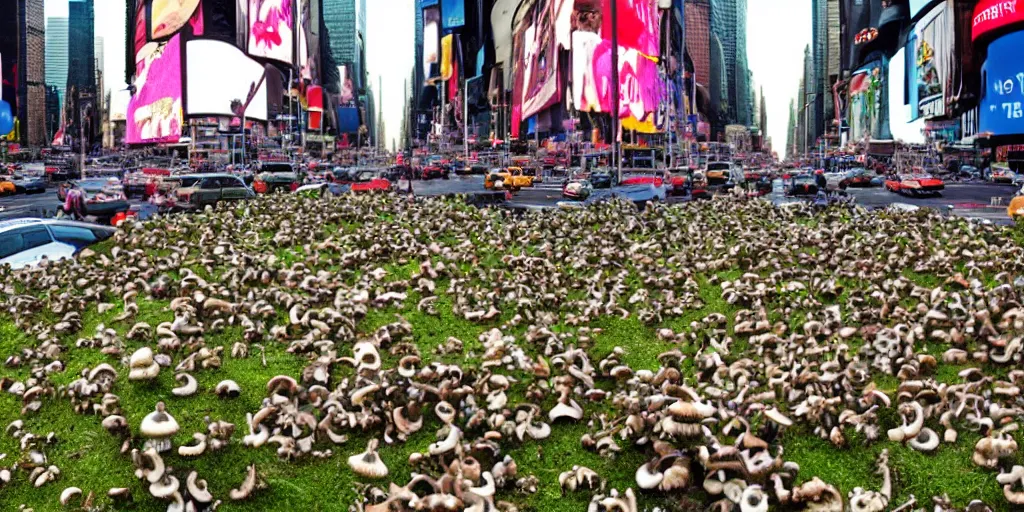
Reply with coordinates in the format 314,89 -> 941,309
349,170 -> 392,193
884,174 -> 945,196
621,176 -> 664,187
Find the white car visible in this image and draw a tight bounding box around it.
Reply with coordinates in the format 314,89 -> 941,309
0,219 -> 117,270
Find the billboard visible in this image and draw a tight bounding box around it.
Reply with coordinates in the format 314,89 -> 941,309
571,31 -> 661,123
297,0 -> 313,80
513,0 -> 561,120
248,0 -> 294,64
149,0 -> 202,40
601,0 -> 659,57
441,0 -> 465,29
337,106 -> 360,133
423,6 -> 441,80
847,59 -> 890,141
909,1 -> 953,120
185,39 -> 268,121
126,35 -> 184,144
887,48 -> 925,144
972,0 -> 1024,41
980,31 -> 1024,136
133,0 -> 149,59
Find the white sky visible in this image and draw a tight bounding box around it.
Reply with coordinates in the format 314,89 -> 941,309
47,0 -> 807,155
747,0 -> 811,159
366,0 -> 414,151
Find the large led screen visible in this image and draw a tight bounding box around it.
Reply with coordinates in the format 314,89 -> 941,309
441,0 -> 465,29
980,31 -> 1024,136
150,0 -> 202,40
847,60 -> 891,141
186,39 -> 268,121
909,1 -> 953,120
126,35 -> 184,144
572,31 -> 661,122
423,6 -> 440,80
887,48 -> 925,144
133,0 -> 149,59
602,0 -> 659,57
248,0 -> 294,64
297,0 -> 312,80
516,0 -> 561,120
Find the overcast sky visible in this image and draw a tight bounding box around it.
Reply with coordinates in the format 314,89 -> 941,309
48,0 -> 806,155
747,0 -> 811,159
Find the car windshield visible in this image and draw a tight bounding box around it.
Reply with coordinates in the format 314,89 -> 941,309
177,177 -> 201,188
261,163 -> 293,173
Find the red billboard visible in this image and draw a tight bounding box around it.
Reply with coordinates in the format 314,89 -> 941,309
972,0 -> 1024,41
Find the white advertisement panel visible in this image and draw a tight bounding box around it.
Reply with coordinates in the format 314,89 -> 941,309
887,48 -> 925,144
185,39 -> 268,121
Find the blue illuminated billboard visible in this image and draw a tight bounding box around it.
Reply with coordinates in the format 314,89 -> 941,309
980,31 -> 1024,136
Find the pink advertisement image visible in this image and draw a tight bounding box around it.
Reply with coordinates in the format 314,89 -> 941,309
248,0 -> 294,64
601,0 -> 660,57
149,0 -> 202,39
573,33 -> 661,122
126,35 -> 183,144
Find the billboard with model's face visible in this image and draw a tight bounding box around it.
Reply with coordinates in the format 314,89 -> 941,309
149,0 -> 202,39
423,6 -> 440,80
847,59 -> 890,141
185,39 -> 268,121
571,30 -> 661,124
248,0 -> 294,64
126,35 -> 184,144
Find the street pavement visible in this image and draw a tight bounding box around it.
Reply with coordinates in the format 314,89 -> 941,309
0,176 -> 1018,224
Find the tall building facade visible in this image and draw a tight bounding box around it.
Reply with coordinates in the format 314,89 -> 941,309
685,0 -> 711,89
67,0 -> 96,148
324,0 -> 367,90
94,36 -> 104,78
45,17 -> 68,106
1,0 -> 47,145
710,0 -> 750,125
811,0 -> 827,144
825,0 -> 840,129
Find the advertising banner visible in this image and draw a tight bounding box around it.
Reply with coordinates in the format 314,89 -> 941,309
248,0 -> 294,65
441,34 -> 454,80
297,0 -> 313,80
134,0 -> 149,59
847,59 -> 890,141
980,31 -> 1024,136
887,48 -> 925,144
972,0 -> 1024,41
571,31 -> 662,124
423,6 -> 441,80
126,35 -> 183,144
601,0 -> 660,57
149,0 -> 202,40
441,0 -> 466,29
909,1 -> 953,120
337,106 -> 360,133
185,39 -> 268,121
517,0 -> 561,120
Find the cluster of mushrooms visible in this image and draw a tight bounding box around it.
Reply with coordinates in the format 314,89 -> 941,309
1,194 -> 1024,511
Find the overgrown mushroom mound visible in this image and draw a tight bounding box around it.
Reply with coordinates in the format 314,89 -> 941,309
2,194 -> 1024,512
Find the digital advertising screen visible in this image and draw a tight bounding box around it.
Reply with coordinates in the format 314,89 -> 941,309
185,39 -> 268,121
601,0 -> 659,57
149,0 -> 202,40
980,31 -> 1024,136
423,6 -> 440,80
126,35 -> 184,144
519,0 -> 560,119
247,0 -> 294,64
909,1 -> 953,120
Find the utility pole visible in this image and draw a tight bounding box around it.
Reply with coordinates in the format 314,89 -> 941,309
611,0 -> 621,182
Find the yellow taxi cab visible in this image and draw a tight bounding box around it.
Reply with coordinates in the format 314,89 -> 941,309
0,175 -> 16,195
485,167 -> 537,191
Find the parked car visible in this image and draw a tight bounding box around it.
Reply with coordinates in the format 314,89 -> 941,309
838,168 -> 878,188
0,219 -> 117,270
562,177 -> 593,201
8,174 -> 47,194
349,169 -> 394,193
884,174 -> 945,196
174,174 -> 255,210
253,170 -> 302,194
485,167 -> 536,191
958,165 -> 981,179
667,169 -> 690,196
785,174 -> 819,196
705,162 -> 733,186
990,164 -> 1016,184
589,170 -> 618,189
419,164 -> 449,180
0,176 -> 16,195
56,178 -> 131,223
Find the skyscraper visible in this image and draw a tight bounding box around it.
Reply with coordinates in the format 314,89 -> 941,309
45,17 -> 68,105
94,36 -> 104,80
0,0 -> 47,145
67,0 -> 94,95
324,0 -> 367,90
684,0 -> 711,89
710,0 -> 749,125
811,0 -> 827,144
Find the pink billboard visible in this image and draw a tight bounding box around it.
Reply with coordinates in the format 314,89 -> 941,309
601,0 -> 660,57
126,35 -> 183,144
518,0 -> 561,120
248,0 -> 294,64
572,32 -> 662,123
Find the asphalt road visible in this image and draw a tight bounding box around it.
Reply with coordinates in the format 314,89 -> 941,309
0,177 -> 1017,223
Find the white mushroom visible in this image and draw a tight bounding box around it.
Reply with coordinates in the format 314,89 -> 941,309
171,374 -> 198,397
128,347 -> 160,381
214,379 -> 241,399
348,439 -> 388,478
186,471 -> 213,503
429,426 -> 463,455
140,402 -> 180,453
59,486 -> 82,506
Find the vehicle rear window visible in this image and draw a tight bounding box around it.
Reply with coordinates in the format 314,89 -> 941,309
49,225 -> 98,248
